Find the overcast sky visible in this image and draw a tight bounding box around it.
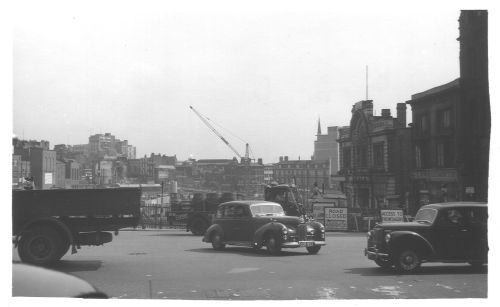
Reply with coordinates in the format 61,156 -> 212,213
11,1 -> 493,163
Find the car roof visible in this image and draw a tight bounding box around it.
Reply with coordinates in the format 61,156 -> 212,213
218,200 -> 280,207
422,202 -> 487,210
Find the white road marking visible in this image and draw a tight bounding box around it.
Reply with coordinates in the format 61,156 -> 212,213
371,286 -> 405,297
436,283 -> 454,290
227,268 -> 260,274
317,287 -> 337,299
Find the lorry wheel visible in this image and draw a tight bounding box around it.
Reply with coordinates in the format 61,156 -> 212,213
211,233 -> 225,251
190,218 -> 207,236
18,226 -> 64,266
375,258 -> 393,269
306,246 -> 321,255
266,234 -> 282,255
394,249 -> 421,273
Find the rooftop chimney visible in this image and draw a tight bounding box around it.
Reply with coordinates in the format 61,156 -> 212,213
381,109 -> 391,117
397,103 -> 407,128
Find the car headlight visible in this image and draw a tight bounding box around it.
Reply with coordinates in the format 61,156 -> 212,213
384,231 -> 392,244
319,224 -> 325,233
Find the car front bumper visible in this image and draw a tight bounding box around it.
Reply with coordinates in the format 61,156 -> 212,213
364,247 -> 390,260
282,241 -> 326,248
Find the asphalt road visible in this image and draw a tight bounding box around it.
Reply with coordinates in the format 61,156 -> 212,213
12,229 -> 488,300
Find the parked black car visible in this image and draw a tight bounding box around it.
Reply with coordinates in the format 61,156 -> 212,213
203,201 -> 326,255
365,202 -> 487,273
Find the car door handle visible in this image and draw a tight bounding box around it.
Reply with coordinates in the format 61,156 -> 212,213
460,229 -> 468,232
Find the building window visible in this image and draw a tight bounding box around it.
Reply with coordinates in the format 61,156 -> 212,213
417,114 -> 428,133
436,141 -> 451,167
343,147 -> 351,169
438,109 -> 452,129
415,145 -> 422,169
356,145 -> 368,168
437,143 -> 445,167
372,142 -> 384,168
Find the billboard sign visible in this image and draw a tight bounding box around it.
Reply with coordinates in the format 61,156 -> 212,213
324,207 -> 348,231
380,210 -> 404,223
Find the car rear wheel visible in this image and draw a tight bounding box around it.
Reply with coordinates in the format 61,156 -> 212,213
394,249 -> 421,273
266,234 -> 282,255
375,258 -> 393,269
306,246 -> 321,255
211,233 -> 225,251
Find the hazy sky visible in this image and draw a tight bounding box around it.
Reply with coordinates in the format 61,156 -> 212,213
11,1 -> 486,163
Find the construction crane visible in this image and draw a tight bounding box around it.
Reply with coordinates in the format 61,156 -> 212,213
189,106 -> 251,163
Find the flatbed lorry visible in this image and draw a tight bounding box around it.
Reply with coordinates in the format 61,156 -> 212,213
12,188 -> 141,266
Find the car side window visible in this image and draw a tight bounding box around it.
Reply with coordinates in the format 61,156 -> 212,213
438,208 -> 465,226
233,205 -> 247,218
469,207 -> 487,225
225,205 -> 237,218
216,206 -> 225,218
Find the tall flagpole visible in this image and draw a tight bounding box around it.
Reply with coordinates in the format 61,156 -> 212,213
365,65 -> 369,100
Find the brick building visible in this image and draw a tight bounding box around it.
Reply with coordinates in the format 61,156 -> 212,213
406,10 -> 490,209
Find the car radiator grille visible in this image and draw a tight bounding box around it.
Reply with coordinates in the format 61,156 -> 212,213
297,224 -> 314,241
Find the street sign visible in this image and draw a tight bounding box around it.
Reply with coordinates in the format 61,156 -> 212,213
380,210 -> 404,223
324,207 -> 348,231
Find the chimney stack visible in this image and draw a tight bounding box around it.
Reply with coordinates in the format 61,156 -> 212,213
397,103 -> 407,128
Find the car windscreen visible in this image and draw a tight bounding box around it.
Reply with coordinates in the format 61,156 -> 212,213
414,208 -> 438,224
250,204 -> 285,217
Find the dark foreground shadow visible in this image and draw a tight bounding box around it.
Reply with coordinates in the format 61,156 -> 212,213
345,264 -> 488,276
186,246 -> 315,258
50,260 -> 103,273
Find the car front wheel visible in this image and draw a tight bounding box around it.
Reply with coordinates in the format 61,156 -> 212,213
306,246 -> 321,255
211,233 -> 225,251
394,249 -> 421,273
266,234 -> 282,255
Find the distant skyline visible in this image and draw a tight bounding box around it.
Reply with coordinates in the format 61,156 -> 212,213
11,1 -> 489,164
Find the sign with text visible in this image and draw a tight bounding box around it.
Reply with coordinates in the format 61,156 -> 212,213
324,207 -> 348,231
44,172 -> 53,185
380,210 -> 404,223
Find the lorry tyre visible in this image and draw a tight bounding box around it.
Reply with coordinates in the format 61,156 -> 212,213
211,233 -> 225,250
394,248 -> 421,273
306,246 -> 321,255
266,233 -> 282,255
56,237 -> 71,260
18,226 -> 64,266
190,218 -> 207,236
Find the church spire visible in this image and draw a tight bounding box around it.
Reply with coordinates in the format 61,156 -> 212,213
317,117 -> 322,136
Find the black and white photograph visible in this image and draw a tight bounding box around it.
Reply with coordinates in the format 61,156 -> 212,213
2,0 -> 499,305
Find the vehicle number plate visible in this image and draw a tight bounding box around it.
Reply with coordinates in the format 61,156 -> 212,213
300,241 -> 314,247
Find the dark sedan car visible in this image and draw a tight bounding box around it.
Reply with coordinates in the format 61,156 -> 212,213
365,202 -> 488,273
203,201 -> 326,255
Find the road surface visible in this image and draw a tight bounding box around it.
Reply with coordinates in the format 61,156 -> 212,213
12,229 -> 488,299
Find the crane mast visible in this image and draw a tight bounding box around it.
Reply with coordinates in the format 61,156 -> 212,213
189,106 -> 247,160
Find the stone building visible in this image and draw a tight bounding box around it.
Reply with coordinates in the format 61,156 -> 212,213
313,121 -> 340,176
337,101 -> 412,214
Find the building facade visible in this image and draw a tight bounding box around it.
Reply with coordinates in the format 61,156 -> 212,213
313,123 -> 340,176
406,10 -> 490,208
338,101 -> 412,213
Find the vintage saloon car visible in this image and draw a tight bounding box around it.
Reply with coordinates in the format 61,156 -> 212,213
365,202 -> 488,273
202,201 -> 326,255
